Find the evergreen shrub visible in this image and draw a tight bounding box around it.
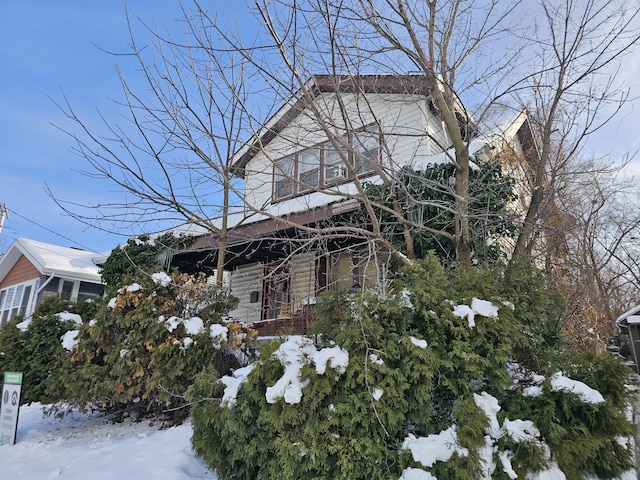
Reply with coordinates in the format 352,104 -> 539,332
0,295 -> 96,405
66,271 -> 251,420
189,256 -> 635,479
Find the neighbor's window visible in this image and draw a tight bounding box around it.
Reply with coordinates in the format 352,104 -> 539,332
0,279 -> 38,326
60,280 -> 75,296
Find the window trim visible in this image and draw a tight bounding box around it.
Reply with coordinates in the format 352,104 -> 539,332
271,125 -> 380,202
59,279 -> 80,300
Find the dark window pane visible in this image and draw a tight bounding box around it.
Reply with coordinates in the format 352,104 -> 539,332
61,281 -> 75,294
354,129 -> 380,174
274,158 -> 294,199
299,149 -> 320,188
19,285 -> 32,317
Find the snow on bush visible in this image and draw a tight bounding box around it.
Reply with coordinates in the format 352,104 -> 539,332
61,330 -> 80,351
220,365 -> 255,407
265,336 -> 348,404
126,283 -> 143,292
549,371 -> 605,404
151,271 -> 172,286
401,426 -> 468,468
509,362 -> 605,404
452,297 -> 499,328
210,324 -> 228,348
57,311 -> 83,325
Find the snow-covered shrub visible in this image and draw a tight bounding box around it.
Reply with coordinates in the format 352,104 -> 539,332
189,256 -> 634,479
0,295 -> 96,405
502,353 -> 635,478
66,272 -> 251,420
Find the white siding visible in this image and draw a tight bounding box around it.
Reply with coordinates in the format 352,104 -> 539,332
291,253 -> 316,311
228,263 -> 263,324
243,92 -> 448,209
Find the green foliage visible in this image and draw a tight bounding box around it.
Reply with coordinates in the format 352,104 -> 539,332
502,352 -> 636,479
0,295 -> 93,405
66,272 -> 246,420
359,162 -> 517,263
189,256 -> 634,479
100,233 -> 194,293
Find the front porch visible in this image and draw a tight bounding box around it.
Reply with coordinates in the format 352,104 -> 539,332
249,303 -> 318,336
169,204 -> 392,337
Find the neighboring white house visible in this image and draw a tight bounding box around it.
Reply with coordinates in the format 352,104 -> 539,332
0,238 -> 106,328
615,305 -> 640,372
171,75 -> 538,334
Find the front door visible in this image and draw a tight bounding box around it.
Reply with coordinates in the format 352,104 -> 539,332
262,263 -> 291,320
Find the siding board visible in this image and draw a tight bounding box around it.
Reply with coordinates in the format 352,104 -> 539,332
0,256 -> 39,289
228,263 -> 264,324
291,253 -> 316,311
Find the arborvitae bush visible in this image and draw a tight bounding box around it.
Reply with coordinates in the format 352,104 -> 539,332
66,272 -> 251,420
189,256 -> 635,479
0,295 -> 93,405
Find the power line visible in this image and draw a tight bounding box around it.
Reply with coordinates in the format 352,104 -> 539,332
4,207 -> 99,253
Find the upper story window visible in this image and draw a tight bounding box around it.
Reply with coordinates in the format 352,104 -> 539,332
272,126 -> 380,201
354,130 -> 380,175
274,157 -> 294,199
299,148 -> 320,187
324,144 -> 347,184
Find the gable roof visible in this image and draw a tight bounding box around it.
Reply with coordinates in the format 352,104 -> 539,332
0,238 -> 105,285
230,75 -> 433,176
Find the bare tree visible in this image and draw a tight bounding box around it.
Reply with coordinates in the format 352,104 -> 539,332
206,0 -> 531,267
511,0 -> 640,259
548,157 -> 640,350
51,6 -> 260,285
51,0 -> 639,287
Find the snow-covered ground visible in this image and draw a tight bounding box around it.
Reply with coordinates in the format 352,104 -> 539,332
0,403 -> 216,479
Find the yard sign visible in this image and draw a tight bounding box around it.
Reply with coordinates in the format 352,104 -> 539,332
0,371 -> 23,445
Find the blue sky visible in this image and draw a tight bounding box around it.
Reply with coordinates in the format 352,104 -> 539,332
0,1 -> 638,255
0,1 -> 193,253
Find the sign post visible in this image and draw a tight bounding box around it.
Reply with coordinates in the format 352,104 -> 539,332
1,371 -> 23,445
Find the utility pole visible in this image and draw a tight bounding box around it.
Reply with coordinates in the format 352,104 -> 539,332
0,204 -> 8,238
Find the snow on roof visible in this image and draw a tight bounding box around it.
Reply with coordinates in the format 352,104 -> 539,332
0,238 -> 104,284
169,110 -> 530,242
169,187 -> 363,239
616,304 -> 640,326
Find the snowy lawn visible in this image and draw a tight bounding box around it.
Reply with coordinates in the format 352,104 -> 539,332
0,403 -> 216,479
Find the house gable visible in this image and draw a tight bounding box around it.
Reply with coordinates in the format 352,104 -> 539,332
242,88 -> 449,209
0,255 -> 39,290
231,75 -> 436,175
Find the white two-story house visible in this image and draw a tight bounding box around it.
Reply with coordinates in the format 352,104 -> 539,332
172,75 -> 538,334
